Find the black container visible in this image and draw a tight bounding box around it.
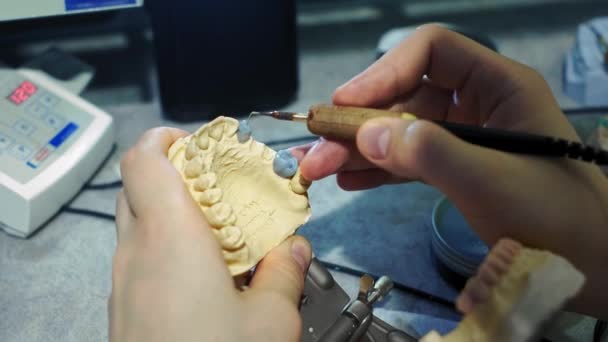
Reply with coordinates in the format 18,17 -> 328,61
146,0 -> 299,121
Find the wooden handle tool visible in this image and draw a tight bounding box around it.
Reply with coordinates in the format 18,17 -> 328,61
251,104 -> 416,140
306,104 -> 416,140
249,104 -> 608,165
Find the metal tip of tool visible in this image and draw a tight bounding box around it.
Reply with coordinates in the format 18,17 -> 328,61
291,113 -> 309,122
248,110 -> 308,122
249,111 -> 274,120
248,111 -> 265,121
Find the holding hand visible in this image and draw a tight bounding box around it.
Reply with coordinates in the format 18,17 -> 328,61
292,25 -> 608,319
111,128 -> 311,342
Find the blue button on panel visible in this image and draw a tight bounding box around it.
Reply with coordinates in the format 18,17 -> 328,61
49,122 -> 79,148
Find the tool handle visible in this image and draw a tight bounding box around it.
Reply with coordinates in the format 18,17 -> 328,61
307,104 -> 415,140
424,121 -> 608,164
306,104 -> 608,165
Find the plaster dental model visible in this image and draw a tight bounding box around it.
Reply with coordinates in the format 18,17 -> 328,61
168,117 -> 311,276
421,238 -> 585,342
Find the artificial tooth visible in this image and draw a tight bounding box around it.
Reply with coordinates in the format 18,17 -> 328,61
199,188 -> 223,206
209,122 -> 225,140
222,247 -> 249,263
197,133 -> 210,150
207,203 -> 234,227
185,140 -> 199,160
201,154 -> 214,172
184,156 -> 203,178
290,169 -> 311,195
218,226 -> 246,250
224,120 -> 239,137
237,120 -> 252,143
194,173 -> 217,191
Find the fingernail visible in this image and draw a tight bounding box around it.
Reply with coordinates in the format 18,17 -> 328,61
359,124 -> 391,159
307,139 -> 323,155
291,238 -> 311,273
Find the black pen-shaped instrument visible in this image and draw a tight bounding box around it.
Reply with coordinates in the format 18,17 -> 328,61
251,104 -> 608,165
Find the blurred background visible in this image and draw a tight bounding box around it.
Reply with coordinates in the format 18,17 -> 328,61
1,0 -> 606,111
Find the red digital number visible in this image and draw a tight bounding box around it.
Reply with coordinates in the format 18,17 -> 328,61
8,81 -> 37,105
9,89 -> 27,104
21,81 -> 37,95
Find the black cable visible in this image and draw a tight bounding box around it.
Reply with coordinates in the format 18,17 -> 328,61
563,106 -> 608,115
317,259 -> 457,311
82,143 -> 122,190
63,207 -> 116,221
594,319 -> 607,342
84,180 -> 123,190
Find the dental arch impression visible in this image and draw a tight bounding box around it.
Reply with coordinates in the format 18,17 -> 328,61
168,117 -> 311,276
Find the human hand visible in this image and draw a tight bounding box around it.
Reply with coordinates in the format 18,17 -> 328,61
110,127 -> 312,342
292,25 -> 608,319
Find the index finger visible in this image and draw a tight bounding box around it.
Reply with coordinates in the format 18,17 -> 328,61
120,127 -> 191,215
332,24 -> 522,110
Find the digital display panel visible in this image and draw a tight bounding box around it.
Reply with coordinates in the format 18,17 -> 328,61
8,81 -> 37,105
65,0 -> 136,11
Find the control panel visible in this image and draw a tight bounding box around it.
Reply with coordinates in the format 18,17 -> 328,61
0,73 -> 93,184
0,67 -> 113,237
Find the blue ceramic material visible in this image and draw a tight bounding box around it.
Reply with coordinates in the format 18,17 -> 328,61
237,120 -> 252,143
273,149 -> 298,178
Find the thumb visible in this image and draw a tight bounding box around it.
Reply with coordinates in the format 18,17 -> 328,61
356,117 -> 513,193
248,236 -> 312,307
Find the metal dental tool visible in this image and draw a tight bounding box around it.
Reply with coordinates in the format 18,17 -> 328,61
250,110 -> 309,123
251,104 -> 608,165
